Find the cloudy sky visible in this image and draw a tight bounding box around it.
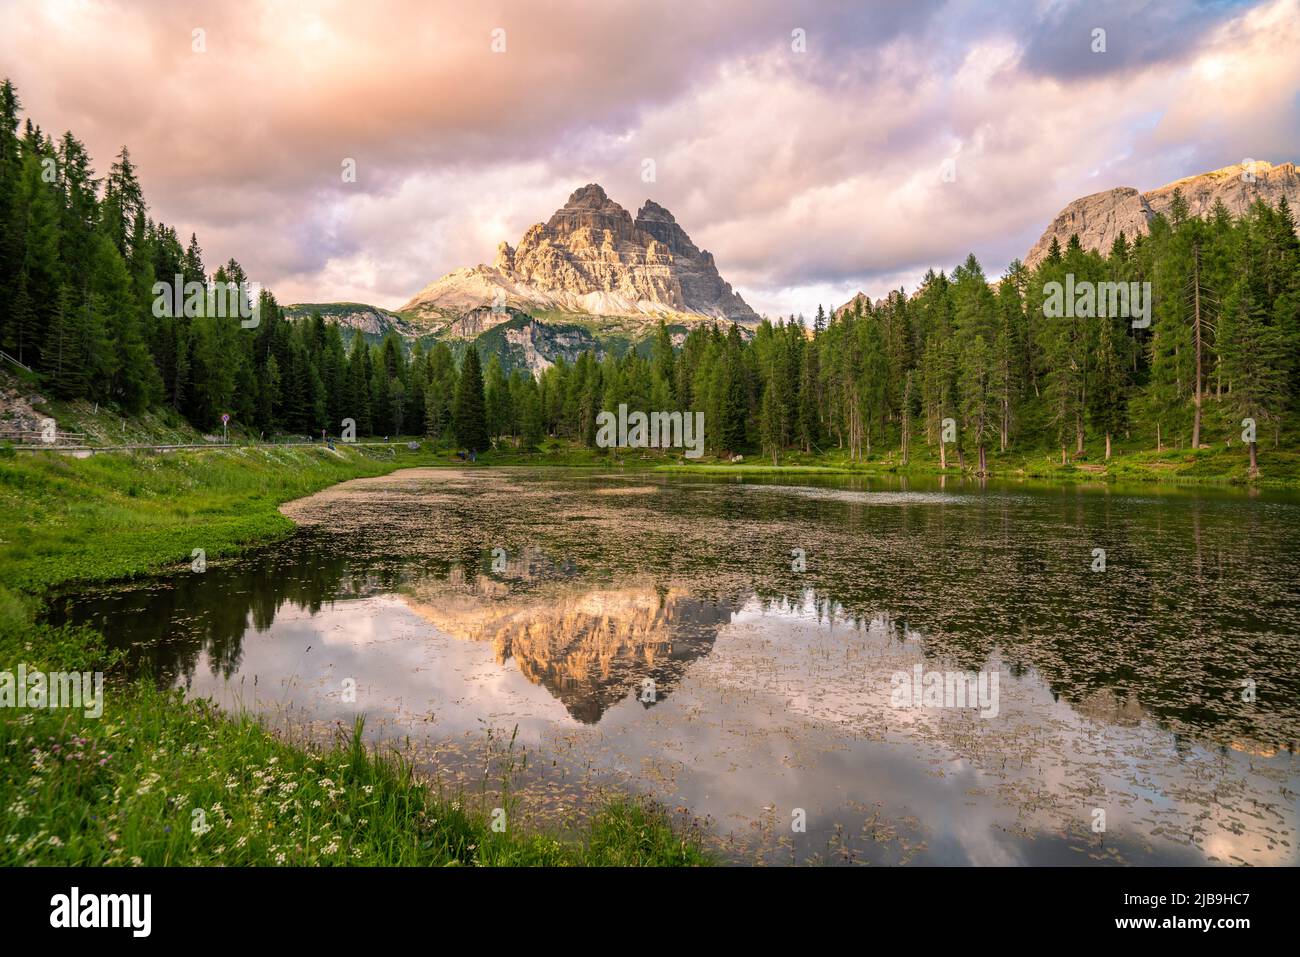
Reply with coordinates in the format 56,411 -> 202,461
2,0 -> 1298,317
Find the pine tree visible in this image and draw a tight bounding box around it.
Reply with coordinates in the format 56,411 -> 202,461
182,233 -> 205,284
424,342 -> 455,441
0,79 -> 23,352
900,369 -> 916,465
759,376 -> 783,465
797,340 -> 820,452
652,320 -> 676,402
1089,314 -> 1127,460
992,273 -> 1024,451
389,376 -> 407,435
101,146 -> 144,257
1221,253 -> 1289,477
56,132 -> 98,297
453,346 -> 488,452
263,353 -> 281,428
858,315 -> 888,457
959,334 -> 995,473
920,334 -> 953,466
484,354 -> 510,442
714,325 -> 748,453
17,145 -> 62,371
43,284 -> 86,397
519,375 -> 544,449
6,269 -> 35,366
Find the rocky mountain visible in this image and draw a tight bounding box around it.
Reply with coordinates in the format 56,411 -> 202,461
835,160 -> 1300,316
400,184 -> 758,325
1024,160 -> 1299,267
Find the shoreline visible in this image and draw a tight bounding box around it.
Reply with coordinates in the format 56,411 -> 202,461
0,446 -> 709,866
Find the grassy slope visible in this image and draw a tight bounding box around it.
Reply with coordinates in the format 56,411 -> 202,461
0,444 -> 707,866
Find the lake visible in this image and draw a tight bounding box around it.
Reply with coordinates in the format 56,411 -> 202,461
51,468 -> 1300,865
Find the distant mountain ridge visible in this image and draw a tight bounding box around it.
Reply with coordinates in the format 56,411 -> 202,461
299,163 -> 1300,369
1024,160 -> 1299,268
281,302 -> 412,339
835,159 -> 1300,314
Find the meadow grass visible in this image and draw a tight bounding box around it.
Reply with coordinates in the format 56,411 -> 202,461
0,444 -> 709,866
0,687 -> 706,867
647,435 -> 1298,486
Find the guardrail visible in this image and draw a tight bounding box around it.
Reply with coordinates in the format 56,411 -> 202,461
0,350 -> 33,373
0,429 -> 87,445
5,439 -> 421,455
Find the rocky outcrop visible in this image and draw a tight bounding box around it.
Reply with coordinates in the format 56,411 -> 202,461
439,304 -> 518,339
401,184 -> 758,324
632,199 -> 750,317
498,318 -> 594,374
282,302 -> 419,338
1024,187 -> 1152,268
1025,161 -> 1300,267
0,370 -> 49,437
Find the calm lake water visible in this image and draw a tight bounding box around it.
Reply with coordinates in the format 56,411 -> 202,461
53,468 -> 1300,865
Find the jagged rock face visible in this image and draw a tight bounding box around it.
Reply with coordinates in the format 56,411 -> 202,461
1024,187 -> 1152,269
401,183 -> 758,324
499,319 -> 593,374
440,305 -> 517,339
633,199 -> 748,317
1025,161 -> 1300,267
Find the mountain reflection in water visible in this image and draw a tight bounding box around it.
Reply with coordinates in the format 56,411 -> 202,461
51,534 -> 742,724
403,572 -> 734,724
47,468 -> 1300,865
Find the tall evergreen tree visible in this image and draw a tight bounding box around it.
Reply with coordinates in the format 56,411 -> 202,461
453,346 -> 488,452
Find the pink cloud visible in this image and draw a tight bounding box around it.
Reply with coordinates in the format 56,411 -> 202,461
2,0 -> 1295,319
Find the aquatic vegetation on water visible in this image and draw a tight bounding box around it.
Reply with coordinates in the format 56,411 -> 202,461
48,467 -> 1300,865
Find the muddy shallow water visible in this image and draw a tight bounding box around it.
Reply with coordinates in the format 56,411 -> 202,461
53,468 -> 1300,864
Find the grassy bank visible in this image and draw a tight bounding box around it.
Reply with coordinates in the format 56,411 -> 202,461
403,430 -> 1300,487
0,444 -> 708,866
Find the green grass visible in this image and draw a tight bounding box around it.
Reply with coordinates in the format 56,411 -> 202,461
0,444 -> 438,593
29,395 -> 205,447
0,688 -> 705,866
644,436 -> 1300,487
0,443 -> 709,866
474,431 -> 1296,487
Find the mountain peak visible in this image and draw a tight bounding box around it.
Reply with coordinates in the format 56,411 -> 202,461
564,183 -> 616,209
833,291 -> 875,317
635,199 -> 676,224
401,185 -> 757,324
